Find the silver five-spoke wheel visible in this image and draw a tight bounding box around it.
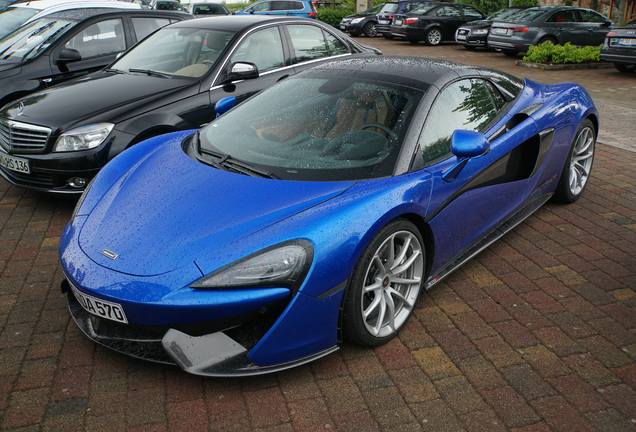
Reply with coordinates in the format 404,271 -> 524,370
568,126 -> 594,196
361,231 -> 424,338
427,29 -> 442,45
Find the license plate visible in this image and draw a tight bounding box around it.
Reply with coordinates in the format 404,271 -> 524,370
71,284 -> 128,323
0,151 -> 30,174
457,34 -> 467,40
492,28 -> 510,35
394,19 -> 402,26
612,38 -> 636,46
378,19 -> 389,24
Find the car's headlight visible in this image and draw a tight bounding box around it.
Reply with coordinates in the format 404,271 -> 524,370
351,17 -> 364,24
192,241 -> 312,290
54,123 -> 114,152
472,29 -> 488,35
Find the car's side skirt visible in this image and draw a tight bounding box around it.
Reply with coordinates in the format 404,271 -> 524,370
425,191 -> 553,290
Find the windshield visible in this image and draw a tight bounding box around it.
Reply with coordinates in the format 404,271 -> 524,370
0,6 -> 39,39
0,17 -> 74,63
199,74 -> 425,181
380,3 -> 398,13
366,4 -> 384,13
488,8 -> 523,20
410,5 -> 437,15
111,27 -> 234,78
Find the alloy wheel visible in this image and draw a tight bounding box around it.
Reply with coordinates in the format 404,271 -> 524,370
427,29 -> 442,45
568,126 -> 595,196
365,22 -> 378,37
360,231 -> 424,338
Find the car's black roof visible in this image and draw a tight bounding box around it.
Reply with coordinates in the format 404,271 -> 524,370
310,56 -> 474,87
171,15 -> 314,31
47,8 -> 189,21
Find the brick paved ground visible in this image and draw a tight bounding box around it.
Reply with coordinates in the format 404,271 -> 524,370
1,40 -> 635,432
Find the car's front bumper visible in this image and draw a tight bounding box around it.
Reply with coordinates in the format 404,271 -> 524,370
338,20 -> 364,34
600,50 -> 636,65
456,29 -> 488,47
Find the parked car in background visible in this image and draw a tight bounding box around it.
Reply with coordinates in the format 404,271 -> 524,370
0,9 -> 188,107
339,3 -> 383,37
601,19 -> 636,72
391,2 -> 485,44
0,0 -> 21,12
234,0 -> 317,18
455,7 -> 524,49
150,0 -> 187,11
188,1 -> 230,16
0,16 -> 378,193
488,6 -> 612,56
376,0 -> 430,39
0,0 -> 141,40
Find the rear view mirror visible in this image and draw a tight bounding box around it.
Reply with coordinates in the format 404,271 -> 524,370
215,96 -> 237,117
57,48 -> 82,64
442,130 -> 490,181
225,62 -> 259,83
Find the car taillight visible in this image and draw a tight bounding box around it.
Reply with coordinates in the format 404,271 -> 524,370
607,31 -> 617,37
512,26 -> 528,33
388,14 -> 395,19
405,17 -> 418,25
308,11 -> 316,17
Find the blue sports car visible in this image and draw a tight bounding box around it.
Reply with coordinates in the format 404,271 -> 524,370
60,56 -> 598,376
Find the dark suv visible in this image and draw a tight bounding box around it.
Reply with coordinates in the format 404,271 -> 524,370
488,6 -> 612,56
390,2 -> 485,45
376,0 -> 431,39
0,8 -> 189,107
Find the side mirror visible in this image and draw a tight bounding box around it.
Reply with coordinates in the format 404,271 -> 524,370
215,96 -> 236,117
602,21 -> 612,27
225,62 -> 259,83
56,48 -> 82,64
443,130 -> 489,182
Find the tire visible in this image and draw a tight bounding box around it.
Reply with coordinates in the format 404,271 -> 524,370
425,28 -> 442,46
553,119 -> 596,203
343,220 -> 426,346
538,36 -> 557,45
503,50 -> 518,57
615,63 -> 635,73
363,21 -> 378,37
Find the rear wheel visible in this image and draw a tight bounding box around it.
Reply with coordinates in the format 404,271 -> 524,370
343,220 -> 425,346
363,21 -> 378,37
554,119 -> 596,203
538,35 -> 558,45
615,63 -> 635,73
425,28 -> 442,45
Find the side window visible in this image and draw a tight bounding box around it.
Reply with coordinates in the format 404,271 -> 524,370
132,17 -> 170,41
548,10 -> 578,22
463,6 -> 483,18
287,24 -> 330,62
230,26 -> 284,73
64,18 -> 126,59
418,79 -> 503,165
251,2 -> 271,12
436,6 -> 461,17
323,30 -> 349,56
578,10 -> 606,23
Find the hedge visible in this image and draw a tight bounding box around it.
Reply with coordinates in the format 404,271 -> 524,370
317,7 -> 354,27
523,42 -> 601,65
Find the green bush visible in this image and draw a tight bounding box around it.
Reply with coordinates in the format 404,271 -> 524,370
457,0 -> 507,16
317,7 -> 354,27
510,0 -> 538,7
523,42 -> 601,64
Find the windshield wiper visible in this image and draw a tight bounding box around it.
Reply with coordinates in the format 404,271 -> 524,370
194,132 -> 277,179
104,68 -> 125,74
128,68 -> 173,79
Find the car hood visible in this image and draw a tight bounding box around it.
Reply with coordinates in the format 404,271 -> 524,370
0,71 -> 193,130
78,137 -> 355,276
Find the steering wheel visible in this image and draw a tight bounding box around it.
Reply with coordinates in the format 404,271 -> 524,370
361,124 -> 397,140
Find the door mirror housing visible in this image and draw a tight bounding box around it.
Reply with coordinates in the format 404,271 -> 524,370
602,20 -> 612,27
443,130 -> 490,182
225,62 -> 259,83
215,96 -> 237,117
56,48 -> 82,64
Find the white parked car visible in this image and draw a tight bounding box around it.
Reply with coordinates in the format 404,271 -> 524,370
0,0 -> 141,39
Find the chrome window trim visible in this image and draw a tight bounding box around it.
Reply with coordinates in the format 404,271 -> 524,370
210,20 -> 353,90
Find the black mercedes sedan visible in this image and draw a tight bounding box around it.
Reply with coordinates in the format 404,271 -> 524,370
488,6 -> 612,56
455,7 -> 525,49
390,2 -> 485,45
0,8 -> 189,107
601,19 -> 636,73
0,16 -> 378,193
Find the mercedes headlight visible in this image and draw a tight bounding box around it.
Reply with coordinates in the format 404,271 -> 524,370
351,17 -> 364,24
192,242 -> 312,290
54,123 -> 114,152
472,29 -> 488,35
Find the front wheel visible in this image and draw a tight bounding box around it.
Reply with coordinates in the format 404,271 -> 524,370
425,28 -> 442,46
554,119 -> 596,203
343,220 -> 425,346
615,63 -> 635,73
363,21 -> 378,37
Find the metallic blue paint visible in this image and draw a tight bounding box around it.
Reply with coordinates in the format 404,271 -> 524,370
60,72 -> 598,374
